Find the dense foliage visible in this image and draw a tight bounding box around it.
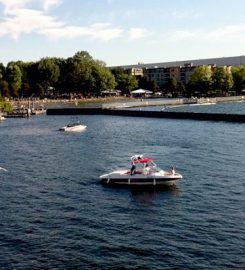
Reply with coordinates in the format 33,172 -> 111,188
0,51 -> 119,99
0,94 -> 12,112
0,51 -> 245,99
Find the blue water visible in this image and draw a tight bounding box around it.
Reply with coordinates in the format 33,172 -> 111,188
131,100 -> 245,115
0,104 -> 245,269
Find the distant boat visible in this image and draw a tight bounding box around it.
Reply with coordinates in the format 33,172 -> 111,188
0,115 -> 6,121
100,155 -> 183,186
59,121 -> 87,132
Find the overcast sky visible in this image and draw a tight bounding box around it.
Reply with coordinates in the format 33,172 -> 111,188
0,0 -> 245,66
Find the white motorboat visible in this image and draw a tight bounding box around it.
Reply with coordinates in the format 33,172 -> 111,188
0,115 -> 6,121
100,155 -> 183,186
59,121 -> 87,132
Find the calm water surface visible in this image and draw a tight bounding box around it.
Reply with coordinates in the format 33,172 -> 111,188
130,100 -> 245,114
0,104 -> 245,269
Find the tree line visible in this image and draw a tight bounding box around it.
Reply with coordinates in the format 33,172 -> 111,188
0,51 -> 245,100
0,51 -> 140,99
183,65 -> 245,98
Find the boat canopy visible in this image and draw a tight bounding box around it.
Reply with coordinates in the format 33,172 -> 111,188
135,157 -> 154,163
131,155 -> 155,164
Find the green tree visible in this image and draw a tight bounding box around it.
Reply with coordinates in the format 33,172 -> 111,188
0,80 -> 10,97
64,51 -> 94,95
92,61 -> 116,95
232,66 -> 245,95
37,58 -> 60,96
116,73 -> 138,95
6,62 -> 22,97
188,66 -> 213,97
34,83 -> 45,99
111,67 -> 125,78
25,62 -> 39,97
212,67 -> 233,96
14,61 -> 32,97
0,63 -> 10,97
165,77 -> 178,97
0,62 -> 5,80
53,58 -> 67,96
138,76 -> 158,92
111,67 -> 138,95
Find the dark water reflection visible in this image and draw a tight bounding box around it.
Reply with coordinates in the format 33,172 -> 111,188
0,109 -> 245,269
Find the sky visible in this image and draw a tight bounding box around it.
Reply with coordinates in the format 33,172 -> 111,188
0,0 -> 245,67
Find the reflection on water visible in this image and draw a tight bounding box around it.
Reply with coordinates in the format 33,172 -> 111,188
130,186 -> 180,203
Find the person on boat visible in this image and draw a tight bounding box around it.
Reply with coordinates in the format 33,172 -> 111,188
130,159 -> 136,175
143,164 -> 151,175
130,156 -> 142,175
171,166 -> 176,175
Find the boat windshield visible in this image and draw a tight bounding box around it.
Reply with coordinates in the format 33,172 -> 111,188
131,155 -> 162,172
147,161 -> 161,171
67,121 -> 81,127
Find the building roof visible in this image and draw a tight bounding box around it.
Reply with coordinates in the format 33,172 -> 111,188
111,55 -> 245,70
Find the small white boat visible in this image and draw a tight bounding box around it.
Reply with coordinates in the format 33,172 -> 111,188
100,155 -> 183,186
0,115 -> 6,121
59,121 -> 87,132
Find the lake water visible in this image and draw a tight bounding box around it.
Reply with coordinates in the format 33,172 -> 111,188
0,103 -> 245,269
128,100 -> 245,114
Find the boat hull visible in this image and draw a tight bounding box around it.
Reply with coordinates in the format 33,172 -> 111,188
100,173 -> 182,186
59,125 -> 87,132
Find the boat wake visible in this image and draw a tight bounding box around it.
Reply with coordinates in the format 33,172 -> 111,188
0,167 -> 8,172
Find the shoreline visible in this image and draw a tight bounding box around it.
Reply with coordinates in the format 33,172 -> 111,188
9,95 -> 245,110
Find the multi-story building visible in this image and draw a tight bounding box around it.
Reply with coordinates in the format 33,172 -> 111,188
144,65 -> 196,88
114,55 -> 245,89
115,55 -> 245,70
126,67 -> 144,77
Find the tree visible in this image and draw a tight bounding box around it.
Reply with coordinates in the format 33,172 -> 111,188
34,83 -> 45,99
0,94 -> 12,112
0,62 -> 5,80
25,62 -> 39,97
138,76 -> 158,92
0,63 -> 10,97
0,80 -> 10,97
111,67 -> 138,95
37,58 -> 60,96
14,61 -> 33,97
6,62 -> 22,97
188,66 -> 213,97
92,61 -> 116,95
232,66 -> 245,95
116,73 -> 138,95
165,77 -> 178,97
212,67 -> 233,96
111,67 -> 125,78
64,51 -> 95,95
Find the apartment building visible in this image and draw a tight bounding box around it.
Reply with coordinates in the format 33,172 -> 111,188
116,55 -> 244,88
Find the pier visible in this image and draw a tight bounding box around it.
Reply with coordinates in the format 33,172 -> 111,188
46,107 -> 245,123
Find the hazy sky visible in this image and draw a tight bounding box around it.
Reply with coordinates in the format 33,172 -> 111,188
0,0 -> 245,66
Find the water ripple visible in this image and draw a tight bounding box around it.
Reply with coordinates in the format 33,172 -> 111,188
0,110 -> 245,269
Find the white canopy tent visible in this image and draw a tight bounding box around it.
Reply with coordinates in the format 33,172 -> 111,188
130,89 -> 153,98
131,88 -> 153,94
